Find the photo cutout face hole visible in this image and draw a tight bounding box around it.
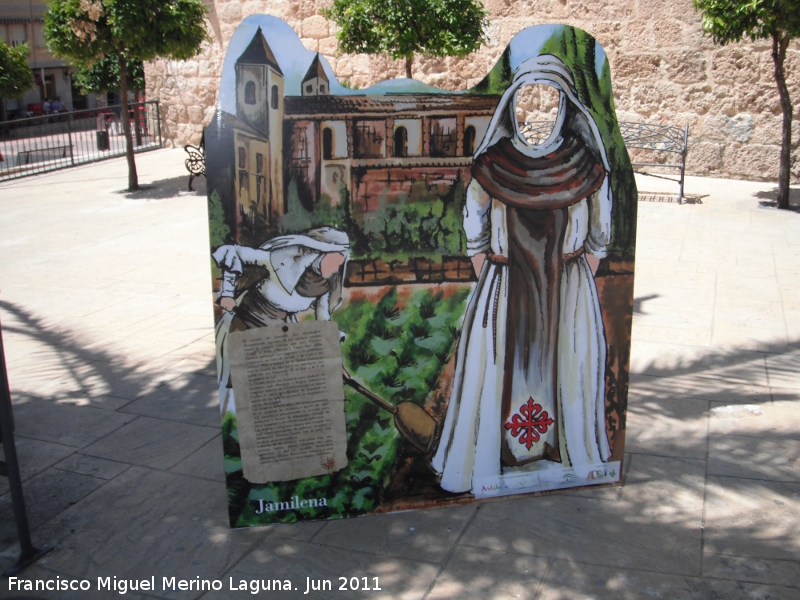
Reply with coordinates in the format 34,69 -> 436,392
514,82 -> 565,150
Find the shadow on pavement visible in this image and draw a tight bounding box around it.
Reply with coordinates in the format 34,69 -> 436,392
0,298 -> 797,597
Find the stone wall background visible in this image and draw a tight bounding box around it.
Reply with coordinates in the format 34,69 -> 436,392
145,0 -> 800,183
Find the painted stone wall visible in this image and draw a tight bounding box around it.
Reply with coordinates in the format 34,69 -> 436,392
145,0 -> 800,183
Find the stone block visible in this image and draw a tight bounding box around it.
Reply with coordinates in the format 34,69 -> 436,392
686,141 -> 723,172
652,18 -> 686,47
663,50 -> 707,84
610,53 -> 661,81
737,84 -> 782,116
302,14 -> 329,39
637,0 -> 698,21
178,61 -> 198,78
590,21 -> 623,51
711,47 -> 762,85
630,82 -> 681,116
318,35 -> 338,55
187,105 -> 206,125
724,143 -> 781,180
568,0 -> 631,21
615,20 -> 653,52
218,1 -> 242,24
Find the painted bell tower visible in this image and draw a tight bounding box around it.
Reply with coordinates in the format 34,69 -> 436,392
233,27 -> 285,230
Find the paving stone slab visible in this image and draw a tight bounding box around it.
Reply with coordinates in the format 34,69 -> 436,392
704,476 -> 800,562
120,373 -> 220,427
461,454 -> 704,576
219,538 -> 439,600
710,398 -> 800,438
0,468 -> 105,555
702,554 -> 800,589
426,546 -> 547,600
630,372 -> 772,405
685,577 -> 800,599
708,434 -> 800,483
169,435 -> 225,482
0,437 -> 75,488
52,453 -> 130,481
766,350 -> 800,390
23,467 -> 261,600
81,416 -> 218,470
536,560 -> 698,600
626,396 -> 709,459
312,505 -> 477,565
10,399 -> 136,448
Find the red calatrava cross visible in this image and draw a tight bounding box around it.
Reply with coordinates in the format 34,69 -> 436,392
504,397 -> 554,450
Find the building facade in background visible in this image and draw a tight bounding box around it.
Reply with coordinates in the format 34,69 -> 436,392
0,0 -> 104,119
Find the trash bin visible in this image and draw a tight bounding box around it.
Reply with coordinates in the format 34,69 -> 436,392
96,130 -> 109,151
96,113 -> 110,151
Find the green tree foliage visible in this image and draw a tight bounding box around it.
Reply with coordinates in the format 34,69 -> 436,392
322,0 -> 489,78
279,176 -> 465,261
541,27 -> 637,258
222,285 -> 470,527
0,41 -> 33,99
44,0 -> 208,191
72,54 -> 145,95
693,0 -> 800,210
473,45 -> 512,94
207,189 -> 231,249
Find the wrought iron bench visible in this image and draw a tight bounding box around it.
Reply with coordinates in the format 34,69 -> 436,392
620,122 -> 689,203
520,120 -> 689,203
184,135 -> 205,192
17,144 -> 74,166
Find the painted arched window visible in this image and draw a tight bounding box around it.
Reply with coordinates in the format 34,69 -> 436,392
271,85 -> 279,109
322,127 -> 333,160
463,125 -> 476,156
244,81 -> 256,105
394,126 -> 408,158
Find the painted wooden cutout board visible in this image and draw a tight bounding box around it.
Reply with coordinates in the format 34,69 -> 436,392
205,15 -> 637,528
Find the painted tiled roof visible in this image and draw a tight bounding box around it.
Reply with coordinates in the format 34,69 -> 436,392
236,27 -> 283,75
284,93 -> 500,117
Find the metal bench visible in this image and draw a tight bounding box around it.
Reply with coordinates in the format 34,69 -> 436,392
184,134 -> 205,192
17,144 -> 74,166
521,120 -> 689,203
620,122 -> 689,204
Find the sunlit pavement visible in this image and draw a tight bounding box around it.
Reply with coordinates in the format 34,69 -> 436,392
0,149 -> 798,599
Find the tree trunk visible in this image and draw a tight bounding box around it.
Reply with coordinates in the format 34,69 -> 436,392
133,88 -> 142,147
772,32 -> 792,210
118,53 -> 139,192
405,55 -> 413,79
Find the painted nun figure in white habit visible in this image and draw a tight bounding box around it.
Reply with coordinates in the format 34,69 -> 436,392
431,55 -> 613,494
213,227 -> 350,415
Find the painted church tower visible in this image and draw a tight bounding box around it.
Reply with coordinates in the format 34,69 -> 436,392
301,54 -> 329,97
233,27 -> 284,229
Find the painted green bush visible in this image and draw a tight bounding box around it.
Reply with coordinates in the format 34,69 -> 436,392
222,285 -> 471,527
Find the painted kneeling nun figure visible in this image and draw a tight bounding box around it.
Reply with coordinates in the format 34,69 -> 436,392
213,227 -> 350,414
432,55 -> 613,494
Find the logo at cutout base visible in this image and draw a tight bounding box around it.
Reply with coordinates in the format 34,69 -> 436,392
504,398 -> 554,450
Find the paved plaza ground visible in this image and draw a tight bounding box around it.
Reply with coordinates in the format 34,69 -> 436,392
0,149 -> 798,599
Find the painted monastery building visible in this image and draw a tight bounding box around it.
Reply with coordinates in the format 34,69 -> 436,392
206,27 -> 500,240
